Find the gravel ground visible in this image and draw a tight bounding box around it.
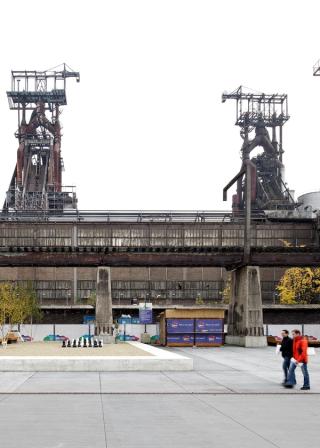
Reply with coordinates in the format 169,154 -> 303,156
0,341 -> 152,357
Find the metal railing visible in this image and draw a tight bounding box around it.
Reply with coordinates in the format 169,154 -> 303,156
0,209 -> 267,223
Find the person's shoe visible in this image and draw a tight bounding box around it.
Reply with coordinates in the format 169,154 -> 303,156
284,384 -> 294,388
300,386 -> 310,390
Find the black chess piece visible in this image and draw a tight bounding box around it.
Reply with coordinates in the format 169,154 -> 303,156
88,339 -> 92,347
72,339 -> 77,348
67,340 -> 71,348
94,339 -> 98,348
78,338 -> 81,347
62,340 -> 66,348
83,338 -> 87,348
98,340 -> 102,348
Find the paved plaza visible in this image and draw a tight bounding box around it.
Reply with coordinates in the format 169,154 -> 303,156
0,346 -> 319,447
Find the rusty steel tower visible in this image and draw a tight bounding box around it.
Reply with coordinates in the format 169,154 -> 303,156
3,64 -> 80,212
222,86 -> 295,212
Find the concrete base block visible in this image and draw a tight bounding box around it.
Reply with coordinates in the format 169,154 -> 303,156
140,333 -> 151,344
100,334 -> 115,344
225,335 -> 267,348
0,342 -> 193,372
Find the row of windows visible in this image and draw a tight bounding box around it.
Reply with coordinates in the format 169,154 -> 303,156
0,238 -> 72,246
5,279 -> 279,291
111,290 -> 223,300
0,279 -> 282,302
110,281 -> 224,290
0,226 -> 314,247
0,238 -> 311,247
0,228 -> 71,237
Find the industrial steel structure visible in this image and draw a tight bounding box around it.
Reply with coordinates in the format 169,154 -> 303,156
222,86 -> 294,212
1,65 -> 320,330
4,64 -> 79,212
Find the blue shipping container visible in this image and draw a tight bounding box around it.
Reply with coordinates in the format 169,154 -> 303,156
195,334 -> 223,344
195,319 -> 223,333
167,334 -> 194,344
167,319 -> 194,333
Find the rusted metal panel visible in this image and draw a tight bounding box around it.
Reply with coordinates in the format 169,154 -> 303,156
0,249 -> 320,267
0,251 -> 243,267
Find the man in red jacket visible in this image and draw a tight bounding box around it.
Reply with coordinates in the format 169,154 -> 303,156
284,329 -> 310,390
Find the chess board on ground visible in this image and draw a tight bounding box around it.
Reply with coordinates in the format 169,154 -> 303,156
0,341 -> 152,357
0,341 -> 192,371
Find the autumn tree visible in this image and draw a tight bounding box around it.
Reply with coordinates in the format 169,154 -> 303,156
195,295 -> 204,305
277,267 -> 320,304
0,283 -> 14,339
221,273 -> 232,304
87,291 -> 96,307
0,282 -> 41,339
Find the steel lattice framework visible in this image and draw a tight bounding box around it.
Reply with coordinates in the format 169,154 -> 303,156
222,85 -> 295,213
4,64 -> 80,212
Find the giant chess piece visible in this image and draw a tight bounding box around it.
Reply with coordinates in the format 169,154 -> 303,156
72,339 -> 77,348
94,339 -> 98,348
88,338 -> 92,348
83,338 -> 87,348
67,340 -> 71,348
62,340 -> 66,348
98,340 -> 103,348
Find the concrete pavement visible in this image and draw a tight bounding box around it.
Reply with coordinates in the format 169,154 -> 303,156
0,346 -> 319,447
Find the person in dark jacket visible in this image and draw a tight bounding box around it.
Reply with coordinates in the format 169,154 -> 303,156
280,329 -> 293,384
284,329 -> 310,390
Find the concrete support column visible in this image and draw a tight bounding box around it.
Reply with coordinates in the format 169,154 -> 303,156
72,268 -> 77,305
225,266 -> 267,347
95,267 -> 113,335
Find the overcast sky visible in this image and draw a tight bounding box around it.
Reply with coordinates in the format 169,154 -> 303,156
0,0 -> 320,211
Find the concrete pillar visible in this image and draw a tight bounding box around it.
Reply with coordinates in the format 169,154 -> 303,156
95,267 -> 113,335
225,266 -> 267,347
72,267 -> 77,305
